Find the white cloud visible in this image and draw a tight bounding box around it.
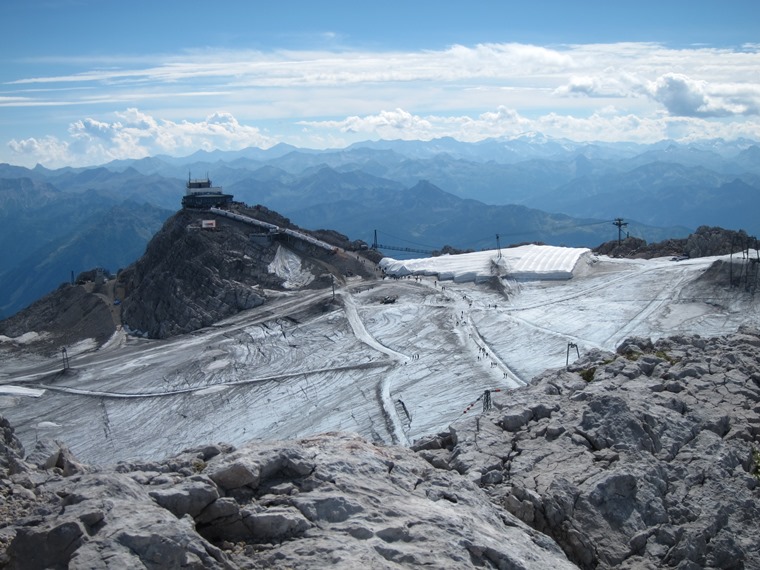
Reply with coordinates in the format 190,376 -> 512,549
648,73 -> 760,117
9,105 -> 760,168
3,41 -> 760,166
7,136 -> 70,165
303,109 -> 434,138
649,74 -> 716,117
301,105 -> 760,146
553,74 -> 636,98
8,109 -> 277,167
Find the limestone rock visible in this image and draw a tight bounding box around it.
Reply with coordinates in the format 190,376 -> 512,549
428,329 -> 760,569
7,328 -> 757,568
26,439 -> 87,476
0,415 -> 28,476
148,475 -> 220,519
1,454 -> 232,569
0,417 -> 575,569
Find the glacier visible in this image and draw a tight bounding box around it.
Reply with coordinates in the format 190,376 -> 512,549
1,247 -> 758,466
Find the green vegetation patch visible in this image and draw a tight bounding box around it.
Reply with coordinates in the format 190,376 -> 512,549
580,367 -> 597,382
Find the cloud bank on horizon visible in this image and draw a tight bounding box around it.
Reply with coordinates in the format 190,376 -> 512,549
3,5 -> 760,168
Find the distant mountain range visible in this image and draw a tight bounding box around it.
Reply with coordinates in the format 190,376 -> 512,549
0,177 -> 172,318
1,134 -> 758,317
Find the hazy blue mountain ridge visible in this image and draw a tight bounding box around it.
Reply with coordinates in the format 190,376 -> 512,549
1,134 -> 758,318
0,176 -> 172,317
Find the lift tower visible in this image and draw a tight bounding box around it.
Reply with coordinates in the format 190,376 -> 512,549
613,218 -> 628,245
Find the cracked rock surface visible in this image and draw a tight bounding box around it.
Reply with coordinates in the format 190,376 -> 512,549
0,425 -> 575,569
415,326 -> 760,569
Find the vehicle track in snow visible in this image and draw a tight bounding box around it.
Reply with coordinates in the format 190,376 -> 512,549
337,290 -> 410,445
604,266 -> 691,348
37,361 -> 389,399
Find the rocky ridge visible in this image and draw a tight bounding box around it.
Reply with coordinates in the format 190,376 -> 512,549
118,205 -> 375,339
0,424 -> 574,569
594,225 -> 755,259
0,283 -> 116,356
415,326 -> 760,569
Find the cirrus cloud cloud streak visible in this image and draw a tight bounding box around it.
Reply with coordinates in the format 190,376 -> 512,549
4,41 -> 760,167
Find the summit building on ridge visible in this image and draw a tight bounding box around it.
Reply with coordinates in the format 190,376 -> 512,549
181,175 -> 233,209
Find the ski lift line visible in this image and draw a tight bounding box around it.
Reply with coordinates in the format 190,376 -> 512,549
372,229 -> 439,250
373,243 -> 435,255
211,207 -> 337,253
465,219 -> 615,247
373,218 -> 613,256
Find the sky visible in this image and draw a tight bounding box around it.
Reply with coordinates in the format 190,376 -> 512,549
2,0 -> 760,168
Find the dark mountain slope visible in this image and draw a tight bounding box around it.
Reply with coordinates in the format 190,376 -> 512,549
118,205 -> 375,338
0,283 -> 116,355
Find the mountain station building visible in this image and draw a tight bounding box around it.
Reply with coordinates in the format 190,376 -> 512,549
181,177 -> 233,209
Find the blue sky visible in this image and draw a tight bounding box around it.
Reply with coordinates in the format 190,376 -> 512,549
2,0 -> 759,167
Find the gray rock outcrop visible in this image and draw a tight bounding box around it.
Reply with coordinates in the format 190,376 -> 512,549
416,327 -> 760,569
0,284 -> 116,355
0,422 -> 576,569
594,225 -> 753,260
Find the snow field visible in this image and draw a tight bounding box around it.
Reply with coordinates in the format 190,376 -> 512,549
2,249 -> 759,464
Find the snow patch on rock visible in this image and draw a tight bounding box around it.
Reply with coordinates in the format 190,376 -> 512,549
268,245 -> 315,289
0,331 -> 49,344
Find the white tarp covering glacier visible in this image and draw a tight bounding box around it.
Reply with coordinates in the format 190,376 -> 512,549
379,244 -> 589,282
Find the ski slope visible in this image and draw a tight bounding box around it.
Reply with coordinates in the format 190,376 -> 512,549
1,248 -> 758,465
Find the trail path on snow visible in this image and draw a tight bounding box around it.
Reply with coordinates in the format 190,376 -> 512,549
437,284 -> 526,388
604,266 -> 692,347
338,290 -> 410,445
38,361 -> 388,399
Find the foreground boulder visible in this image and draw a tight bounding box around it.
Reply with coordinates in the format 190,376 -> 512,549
0,422 -> 575,569
417,327 -> 760,569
